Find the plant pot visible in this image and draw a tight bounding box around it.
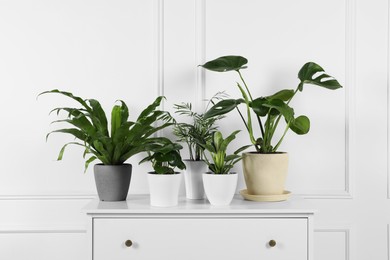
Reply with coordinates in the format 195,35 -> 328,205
147,172 -> 182,207
242,152 -> 288,195
94,164 -> 132,201
202,172 -> 238,206
183,160 -> 207,200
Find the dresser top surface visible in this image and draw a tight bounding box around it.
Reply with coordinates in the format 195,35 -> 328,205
83,195 -> 315,215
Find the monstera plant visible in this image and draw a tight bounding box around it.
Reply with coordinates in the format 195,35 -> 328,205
39,89 -> 173,201
200,56 -> 342,201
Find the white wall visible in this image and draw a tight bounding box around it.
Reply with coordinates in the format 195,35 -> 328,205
0,0 -> 388,259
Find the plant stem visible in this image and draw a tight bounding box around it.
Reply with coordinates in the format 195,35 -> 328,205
269,86 -> 300,148
237,70 -> 265,138
236,107 -> 250,132
273,121 -> 291,152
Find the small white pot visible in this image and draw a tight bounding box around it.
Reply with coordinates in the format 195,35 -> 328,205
147,172 -> 182,207
202,172 -> 238,206
183,160 -> 208,199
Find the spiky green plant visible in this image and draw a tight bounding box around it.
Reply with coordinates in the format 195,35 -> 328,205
140,138 -> 186,174
39,89 -> 174,172
198,131 -> 250,174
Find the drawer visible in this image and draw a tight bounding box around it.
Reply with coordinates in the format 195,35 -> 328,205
93,218 -> 307,260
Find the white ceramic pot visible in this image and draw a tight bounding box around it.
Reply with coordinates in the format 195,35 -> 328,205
242,152 -> 288,195
183,160 -> 207,199
147,172 -> 182,207
202,172 -> 238,206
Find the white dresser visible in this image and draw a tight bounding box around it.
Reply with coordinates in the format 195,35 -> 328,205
84,195 -> 315,260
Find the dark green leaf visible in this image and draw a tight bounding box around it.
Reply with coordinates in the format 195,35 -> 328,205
262,99 -> 294,122
204,99 -> 243,119
250,97 -> 269,117
88,99 -> 109,136
298,62 -> 343,90
200,56 -> 248,72
38,89 -> 92,112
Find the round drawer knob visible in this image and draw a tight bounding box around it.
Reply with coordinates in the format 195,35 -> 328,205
125,240 -> 133,247
269,239 -> 276,247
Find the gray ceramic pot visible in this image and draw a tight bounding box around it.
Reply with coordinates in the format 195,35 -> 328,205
94,164 -> 132,201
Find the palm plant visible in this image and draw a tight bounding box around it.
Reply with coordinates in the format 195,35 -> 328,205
198,131 -> 250,174
39,89 -> 173,172
173,93 -> 225,161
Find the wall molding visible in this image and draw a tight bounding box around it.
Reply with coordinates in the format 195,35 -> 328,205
315,228 -> 351,260
387,224 -> 390,260
199,0 -> 356,199
0,226 -> 86,234
195,0 -> 206,112
0,194 -> 96,200
387,0 -> 390,199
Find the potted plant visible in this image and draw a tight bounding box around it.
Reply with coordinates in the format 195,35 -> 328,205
173,94 -> 224,200
140,138 -> 186,207
39,89 -> 173,201
200,56 -> 342,201
198,130 -> 250,206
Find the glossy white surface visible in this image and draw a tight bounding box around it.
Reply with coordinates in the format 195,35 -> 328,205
84,195 -> 315,215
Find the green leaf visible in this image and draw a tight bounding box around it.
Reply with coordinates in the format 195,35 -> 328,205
46,128 -> 86,142
88,99 -> 109,136
111,105 -> 122,138
220,130 -> 240,152
38,89 -> 92,113
266,89 -> 295,101
200,56 -> 248,72
250,97 -> 269,117
262,99 -> 294,122
298,62 -> 343,91
290,115 -> 310,135
234,144 -> 252,155
84,156 -> 97,173
137,96 -> 164,121
204,99 -> 243,119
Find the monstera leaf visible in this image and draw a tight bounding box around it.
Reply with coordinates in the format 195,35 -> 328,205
298,62 -> 342,91
204,99 -> 244,119
200,56 -> 248,72
289,115 -> 310,135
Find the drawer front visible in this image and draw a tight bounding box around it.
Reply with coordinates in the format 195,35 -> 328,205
93,218 -> 307,260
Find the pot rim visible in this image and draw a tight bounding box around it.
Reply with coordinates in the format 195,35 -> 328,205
147,171 -> 181,175
94,163 -> 132,167
243,151 -> 288,155
203,172 -> 237,175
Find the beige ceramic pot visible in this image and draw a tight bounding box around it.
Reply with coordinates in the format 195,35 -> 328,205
242,152 -> 288,195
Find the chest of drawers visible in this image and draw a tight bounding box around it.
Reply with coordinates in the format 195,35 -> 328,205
84,195 -> 314,260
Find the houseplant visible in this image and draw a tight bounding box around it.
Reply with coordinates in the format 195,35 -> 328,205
39,89 -> 173,201
173,95 -> 224,199
140,137 -> 186,207
198,130 -> 250,206
200,56 -> 342,201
